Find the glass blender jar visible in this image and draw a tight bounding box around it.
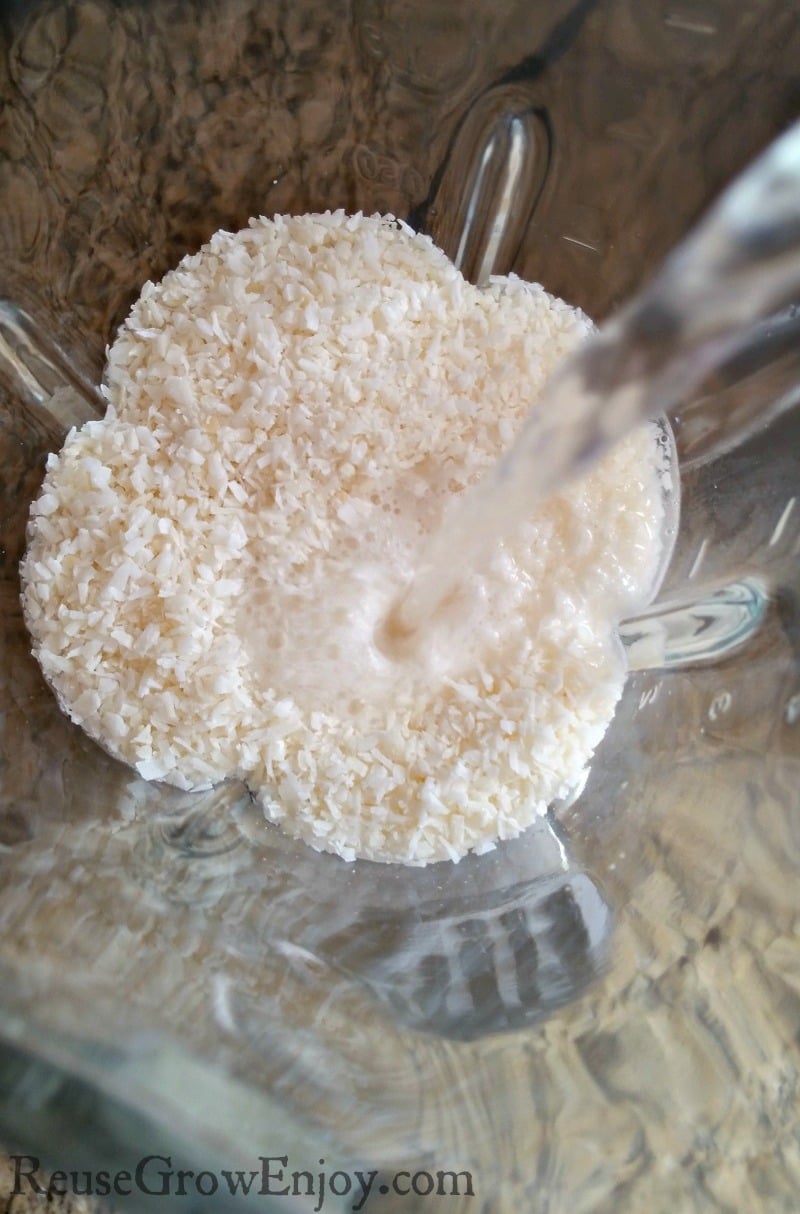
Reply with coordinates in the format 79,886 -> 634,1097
0,2 -> 798,1211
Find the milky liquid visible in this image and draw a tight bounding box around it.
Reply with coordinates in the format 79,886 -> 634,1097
240,413 -> 678,737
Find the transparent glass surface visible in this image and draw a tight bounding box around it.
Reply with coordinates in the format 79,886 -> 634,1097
1,2 -> 799,1211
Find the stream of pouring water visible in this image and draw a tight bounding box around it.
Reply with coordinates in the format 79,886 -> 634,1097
383,120 -> 800,648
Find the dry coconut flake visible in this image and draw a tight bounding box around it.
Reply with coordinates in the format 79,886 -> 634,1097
21,210 -> 668,865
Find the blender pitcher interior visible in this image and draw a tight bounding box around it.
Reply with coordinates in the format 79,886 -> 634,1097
1,2 -> 800,1212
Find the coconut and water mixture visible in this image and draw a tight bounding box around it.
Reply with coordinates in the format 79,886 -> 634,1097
20,212 -> 672,864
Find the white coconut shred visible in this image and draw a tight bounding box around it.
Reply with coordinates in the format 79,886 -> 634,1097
20,211 -> 669,865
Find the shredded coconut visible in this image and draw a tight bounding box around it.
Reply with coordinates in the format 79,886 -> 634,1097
20,211 -> 669,865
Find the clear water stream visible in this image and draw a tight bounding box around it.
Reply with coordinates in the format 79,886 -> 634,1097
384,119 -> 800,648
